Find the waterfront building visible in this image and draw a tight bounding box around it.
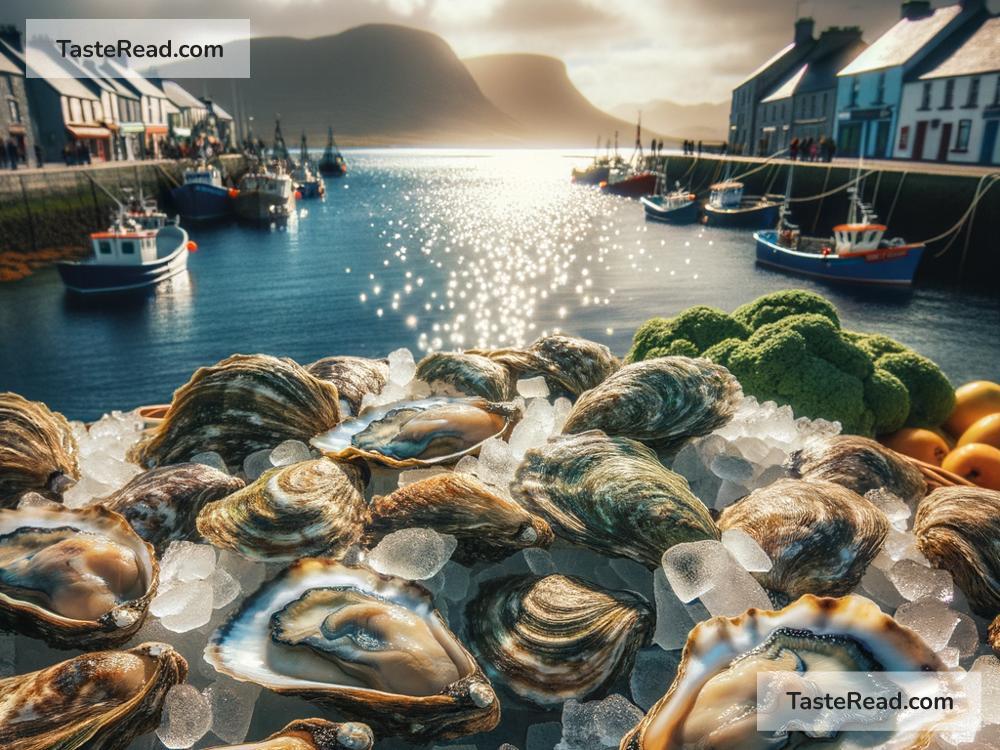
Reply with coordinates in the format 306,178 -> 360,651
896,15 -> 1000,165
834,0 -> 988,159
202,99 -> 235,149
99,60 -> 172,158
160,80 -> 209,141
0,28 -> 37,166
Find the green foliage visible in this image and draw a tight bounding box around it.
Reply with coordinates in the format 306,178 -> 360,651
625,306 -> 749,363
732,290 -> 840,331
877,351 -> 956,427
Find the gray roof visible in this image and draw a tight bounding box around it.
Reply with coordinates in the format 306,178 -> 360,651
24,47 -> 101,101
839,4 -> 961,76
762,64 -> 808,102
100,59 -> 168,98
0,42 -> 21,76
161,79 -> 207,111
206,99 -> 233,120
920,15 -> 1000,79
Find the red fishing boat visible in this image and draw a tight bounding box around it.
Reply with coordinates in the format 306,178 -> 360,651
599,117 -> 656,199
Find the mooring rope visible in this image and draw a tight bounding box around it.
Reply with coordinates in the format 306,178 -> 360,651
928,173 -> 1000,257
785,169 -> 877,203
885,171 -> 907,226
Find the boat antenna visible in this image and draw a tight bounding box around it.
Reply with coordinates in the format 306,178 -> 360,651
81,170 -> 125,217
614,131 -> 619,161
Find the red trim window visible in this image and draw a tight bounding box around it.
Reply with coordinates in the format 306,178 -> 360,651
898,126 -> 910,151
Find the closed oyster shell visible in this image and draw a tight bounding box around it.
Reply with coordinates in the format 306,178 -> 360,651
205,558 -> 499,741
0,392 -> 78,507
0,641 -> 187,750
306,356 -> 389,417
562,357 -> 741,453
718,478 -> 889,601
416,352 -> 515,401
196,459 -> 369,562
914,485 -> 1000,618
788,435 -> 927,504
131,354 -> 342,469
367,472 -> 553,563
0,503 -> 158,648
466,574 -> 653,705
206,719 -> 374,750
511,430 -> 719,567
470,334 -> 620,399
621,594 -> 945,750
100,463 -> 244,552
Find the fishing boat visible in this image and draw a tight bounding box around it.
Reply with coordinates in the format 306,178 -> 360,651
599,119 -> 656,198
754,188 -> 925,286
572,136 -> 615,185
701,180 -> 782,228
170,163 -> 234,222
125,192 -> 170,230
318,126 -> 347,177
233,161 -> 296,224
58,207 -> 193,294
291,134 -> 326,199
641,168 -> 699,224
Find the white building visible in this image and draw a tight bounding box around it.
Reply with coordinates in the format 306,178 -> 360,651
896,14 -> 999,164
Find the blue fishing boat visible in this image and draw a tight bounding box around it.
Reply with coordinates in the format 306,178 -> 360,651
318,126 -> 347,177
641,170 -> 699,223
702,180 -> 781,228
170,164 -> 233,222
292,133 -> 326,199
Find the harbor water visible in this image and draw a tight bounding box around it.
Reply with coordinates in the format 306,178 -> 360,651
0,148 -> 998,421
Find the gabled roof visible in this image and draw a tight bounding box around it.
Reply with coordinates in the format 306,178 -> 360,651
161,79 -> 207,111
0,41 -> 21,76
920,15 -> 1000,79
205,99 -> 233,120
762,64 -> 808,102
838,4 -> 962,76
23,46 -> 100,101
100,59 -> 168,98
738,42 -> 797,87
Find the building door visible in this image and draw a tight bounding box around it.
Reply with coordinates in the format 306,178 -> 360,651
913,121 -> 928,160
981,120 -> 999,165
873,121 -> 891,158
937,122 -> 952,161
840,123 -> 862,156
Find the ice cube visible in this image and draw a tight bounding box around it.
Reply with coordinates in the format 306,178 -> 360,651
242,449 -> 274,481
367,528 -> 458,580
734,436 -> 770,464
155,684 -> 212,749
189,451 -> 229,474
630,647 -> 681,710
969,656 -> 1000,725
516,376 -> 550,399
440,561 -> 470,602
509,398 -> 555,457
947,611 -> 979,660
661,540 -> 733,603
269,439 -> 311,467
609,558 -> 655,601
859,563 -> 905,609
710,453 -> 754,483
523,548 -> 558,575
593,694 -> 645,746
865,488 -> 911,530
698,570 -> 772,617
888,559 -> 953,603
211,567 -> 241,609
652,569 -> 696,651
205,675 -> 260,744
152,579 -> 215,632
475,437 -> 518,494
526,722 -> 562,750
387,348 -> 416,386
883,527 -> 930,564
160,541 -> 217,583
721,528 -> 773,572
216,548 -> 266,595
894,597 -> 960,651
714,480 -> 748,509
551,397 -> 573,434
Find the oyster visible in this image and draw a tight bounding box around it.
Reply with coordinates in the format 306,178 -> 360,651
205,558 -> 499,740
466,574 -> 653,705
197,459 -> 369,562
718,478 -> 889,602
990,614 -> 1000,656
914,485 -> 1000,618
0,502 -> 158,648
206,719 -> 374,750
0,392 -> 79,507
621,594 -> 945,750
415,352 -> 515,402
788,435 -> 927,504
131,354 -> 342,469
100,462 -> 244,552
311,397 -> 519,469
562,357 -> 741,452
367,472 -> 554,563
0,641 -> 186,750
306,356 -> 390,417
511,430 -> 719,567
470,333 -> 620,399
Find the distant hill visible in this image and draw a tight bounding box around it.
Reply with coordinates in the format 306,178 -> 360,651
463,53 -> 666,147
611,100 -> 730,142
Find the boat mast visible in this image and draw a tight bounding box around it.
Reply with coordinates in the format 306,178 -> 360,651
300,132 -> 309,168
272,116 -> 289,164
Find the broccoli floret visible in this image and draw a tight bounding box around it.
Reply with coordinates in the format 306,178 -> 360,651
626,306 -> 749,363
848,332 -> 907,360
865,367 -> 910,434
876,352 -> 955,427
732,290 -> 840,331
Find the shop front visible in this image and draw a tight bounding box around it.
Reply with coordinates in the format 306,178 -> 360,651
66,125 -> 112,162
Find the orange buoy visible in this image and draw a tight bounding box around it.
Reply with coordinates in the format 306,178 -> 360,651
294,190 -> 303,200
228,188 -> 239,198
186,241 -> 198,252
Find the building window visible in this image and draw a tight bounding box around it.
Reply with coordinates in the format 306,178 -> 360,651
942,79 -> 955,109
899,126 -> 909,150
954,119 -> 971,152
966,77 -> 980,107
821,92 -> 828,112
7,99 -> 19,123
876,72 -> 886,103
69,98 -> 82,123
850,77 -> 860,107
994,77 -> 1000,106
3,75 -> 13,96
920,82 -> 932,110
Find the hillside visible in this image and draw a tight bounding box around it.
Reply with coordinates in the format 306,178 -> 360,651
611,100 -> 729,142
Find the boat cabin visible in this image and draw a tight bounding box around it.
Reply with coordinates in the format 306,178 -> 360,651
833,223 -> 887,253
182,166 -> 223,188
90,226 -> 159,265
709,181 -> 745,209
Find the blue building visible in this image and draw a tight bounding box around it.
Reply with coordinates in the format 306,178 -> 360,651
834,0 -> 988,158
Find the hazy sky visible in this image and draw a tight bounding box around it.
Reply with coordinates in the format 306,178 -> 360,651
1,0 -> 967,107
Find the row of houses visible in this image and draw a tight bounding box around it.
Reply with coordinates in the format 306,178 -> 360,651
728,0 -> 999,165
0,26 -> 234,166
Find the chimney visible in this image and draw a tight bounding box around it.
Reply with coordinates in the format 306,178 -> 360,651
0,25 -> 22,51
901,0 -> 933,20
794,17 -> 815,45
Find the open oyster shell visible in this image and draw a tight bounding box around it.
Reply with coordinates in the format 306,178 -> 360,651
415,352 -> 516,402
621,594 -> 945,750
718,478 -> 889,602
197,459 -> 369,562
0,392 -> 79,507
100,462 -> 244,552
311,397 -> 519,469
206,719 -> 374,750
366,472 -> 554,563
511,430 -> 719,568
562,357 -> 742,453
205,558 -> 499,741
466,574 -> 653,705
131,354 -> 342,469
0,641 -> 187,750
0,502 -> 158,648
914,485 -> 1000,618
306,356 -> 390,417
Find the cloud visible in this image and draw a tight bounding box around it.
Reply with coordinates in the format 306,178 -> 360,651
486,0 -> 615,31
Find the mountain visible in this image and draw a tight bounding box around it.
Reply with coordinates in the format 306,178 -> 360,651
463,54 -> 664,147
611,100 -> 730,142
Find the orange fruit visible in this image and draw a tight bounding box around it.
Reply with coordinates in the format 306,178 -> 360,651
881,427 -> 950,466
958,412 -> 1000,450
941,443 -> 1000,490
944,381 -> 1000,437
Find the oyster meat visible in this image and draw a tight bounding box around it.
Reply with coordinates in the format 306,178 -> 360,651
0,392 -> 79,507
197,458 -> 369,562
622,594 -> 945,750
914,485 -> 1000,618
561,357 -> 741,453
0,641 -> 187,750
131,354 -> 342,469
311,397 -> 518,469
511,430 -> 719,567
366,472 -> 554,563
466,574 -> 653,705
206,719 -> 374,750
0,502 -> 158,648
718,478 -> 889,602
415,352 -> 515,402
100,462 -> 244,552
306,356 -> 390,417
206,558 -> 498,740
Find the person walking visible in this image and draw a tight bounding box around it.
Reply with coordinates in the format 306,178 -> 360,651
808,139 -> 818,162
697,140 -> 703,155
789,137 -> 800,161
34,143 -> 43,168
